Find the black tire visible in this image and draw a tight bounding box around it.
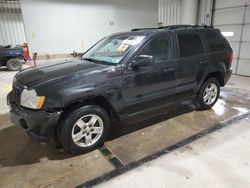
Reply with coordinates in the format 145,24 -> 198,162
57,105 -> 110,154
6,58 -> 22,71
196,77 -> 220,110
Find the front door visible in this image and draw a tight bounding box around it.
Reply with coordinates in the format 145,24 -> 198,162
123,35 -> 177,116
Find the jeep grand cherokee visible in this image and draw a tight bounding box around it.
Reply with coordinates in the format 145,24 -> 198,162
7,25 -> 233,154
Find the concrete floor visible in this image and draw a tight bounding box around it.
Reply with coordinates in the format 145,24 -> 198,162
99,118 -> 250,188
0,63 -> 250,187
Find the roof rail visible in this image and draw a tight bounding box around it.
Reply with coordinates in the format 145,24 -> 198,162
131,24 -> 213,31
131,27 -> 159,31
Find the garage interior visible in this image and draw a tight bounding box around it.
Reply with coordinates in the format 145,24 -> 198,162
0,0 -> 250,187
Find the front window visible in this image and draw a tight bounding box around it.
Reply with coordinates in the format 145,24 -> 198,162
83,35 -> 145,64
137,38 -> 171,63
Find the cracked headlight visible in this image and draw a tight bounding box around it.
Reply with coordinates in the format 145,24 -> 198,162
20,89 -> 45,109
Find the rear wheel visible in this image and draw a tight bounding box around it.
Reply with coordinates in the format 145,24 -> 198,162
196,77 -> 220,110
6,58 -> 22,71
57,105 -> 110,154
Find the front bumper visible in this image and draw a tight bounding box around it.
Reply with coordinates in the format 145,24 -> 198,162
8,94 -> 61,142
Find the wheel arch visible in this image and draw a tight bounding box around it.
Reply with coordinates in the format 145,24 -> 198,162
194,70 -> 225,95
204,71 -> 225,86
59,95 -> 119,123
51,95 -> 118,146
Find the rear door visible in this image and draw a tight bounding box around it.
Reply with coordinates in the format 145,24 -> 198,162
174,30 -> 207,100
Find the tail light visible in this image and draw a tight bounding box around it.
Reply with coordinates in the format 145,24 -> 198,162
229,51 -> 233,64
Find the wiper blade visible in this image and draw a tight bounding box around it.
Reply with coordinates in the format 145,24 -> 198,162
82,58 -> 97,62
82,57 -> 115,65
96,59 -> 115,65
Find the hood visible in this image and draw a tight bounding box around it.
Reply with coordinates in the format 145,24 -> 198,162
14,59 -> 111,87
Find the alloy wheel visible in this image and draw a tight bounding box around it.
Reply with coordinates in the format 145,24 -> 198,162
71,114 -> 104,147
203,83 -> 218,105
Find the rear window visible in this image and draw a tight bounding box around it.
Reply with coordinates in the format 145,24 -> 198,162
178,34 -> 203,57
204,32 -> 225,52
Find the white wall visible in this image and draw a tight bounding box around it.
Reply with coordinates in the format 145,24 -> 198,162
20,0 -> 158,55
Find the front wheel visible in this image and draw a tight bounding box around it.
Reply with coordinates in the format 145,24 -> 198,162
195,77 -> 220,110
57,105 -> 110,154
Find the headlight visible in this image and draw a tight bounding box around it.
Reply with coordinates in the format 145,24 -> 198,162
20,89 -> 45,109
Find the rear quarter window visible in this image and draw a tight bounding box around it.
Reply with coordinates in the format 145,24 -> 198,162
204,32 -> 225,52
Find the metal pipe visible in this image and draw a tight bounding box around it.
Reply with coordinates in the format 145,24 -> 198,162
211,0 -> 216,26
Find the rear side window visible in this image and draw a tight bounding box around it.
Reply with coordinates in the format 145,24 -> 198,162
178,34 -> 203,57
204,32 -> 225,52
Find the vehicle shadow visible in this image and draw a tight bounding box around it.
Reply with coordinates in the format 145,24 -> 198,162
107,101 -> 195,140
0,67 -> 10,72
0,113 -> 74,167
0,102 -> 195,167
0,64 -> 30,72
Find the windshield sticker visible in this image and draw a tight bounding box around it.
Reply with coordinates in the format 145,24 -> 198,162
122,36 -> 145,46
117,44 -> 129,52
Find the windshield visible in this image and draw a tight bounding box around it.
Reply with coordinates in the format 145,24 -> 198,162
82,34 -> 145,64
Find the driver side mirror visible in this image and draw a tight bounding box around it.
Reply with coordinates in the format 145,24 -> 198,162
131,55 -> 154,68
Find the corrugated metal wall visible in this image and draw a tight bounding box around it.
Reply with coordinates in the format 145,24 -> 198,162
198,0 -> 213,25
0,0 -> 26,46
158,0 -> 182,25
160,0 -> 250,76
181,0 -> 198,24
158,0 -> 198,25
213,0 -> 250,76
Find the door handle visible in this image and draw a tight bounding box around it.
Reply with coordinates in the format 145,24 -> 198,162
163,67 -> 176,73
200,60 -> 209,64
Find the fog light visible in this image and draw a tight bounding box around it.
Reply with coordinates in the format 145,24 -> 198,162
20,119 -> 28,129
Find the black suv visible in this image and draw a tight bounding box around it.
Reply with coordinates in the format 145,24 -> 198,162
7,25 -> 233,154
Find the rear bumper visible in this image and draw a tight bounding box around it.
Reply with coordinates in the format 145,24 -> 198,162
8,95 -> 61,142
224,68 -> 232,85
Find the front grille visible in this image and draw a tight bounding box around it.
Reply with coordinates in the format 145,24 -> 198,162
12,84 -> 22,106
